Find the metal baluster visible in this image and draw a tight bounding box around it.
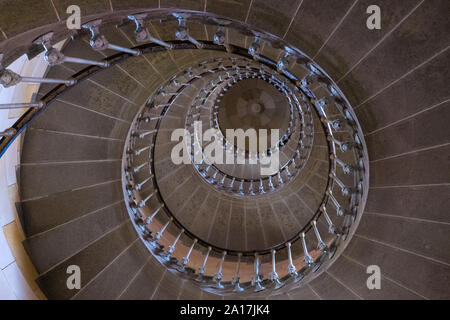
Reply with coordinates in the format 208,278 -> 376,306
295,149 -> 301,161
287,242 -> 299,280
130,145 -> 151,156
327,190 -> 346,216
323,118 -> 347,131
165,229 -> 184,260
327,135 -> 354,152
193,139 -> 202,161
154,103 -> 171,109
132,129 -> 157,138
291,157 -> 297,169
229,177 -> 236,189
259,67 -> 267,80
128,175 -> 153,191
270,250 -> 284,289
136,219 -> 151,237
277,51 -> 292,71
0,67 -> 75,88
138,115 -> 150,123
134,190 -> 158,208
200,87 -> 209,96
149,115 -> 165,121
152,217 -> 172,242
128,14 -> 174,49
213,251 -> 227,289
238,180 -> 244,195
277,171 -> 284,185
327,84 -> 340,97
259,179 -> 265,194
202,165 -> 211,178
173,13 -> 204,49
186,68 -> 201,79
329,172 -> 354,197
82,19 -> 140,55
217,61 -> 227,71
321,205 -> 336,234
34,32 -> 109,67
268,176 -> 275,190
301,232 -> 314,266
315,97 -> 330,116
353,132 -> 362,146
138,115 -> 159,123
248,180 -> 255,195
0,102 -> 44,109
219,174 -> 227,187
248,35 -> 262,60
23,75 -> 73,85
208,168 -> 219,184
330,154 -> 354,174
213,25 -> 226,46
181,238 -> 198,268
298,73 -> 318,98
232,253 -> 244,292
252,253 -> 265,292
175,78 -> 190,87
160,90 -> 178,97
196,246 -> 212,282
312,220 -> 327,250
285,166 -> 292,177
145,204 -> 164,224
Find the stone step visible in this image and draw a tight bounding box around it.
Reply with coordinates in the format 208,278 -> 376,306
36,221 -> 137,300
18,180 -> 123,237
21,127 -> 124,164
73,240 -> 149,300
23,201 -> 128,274
19,160 -> 122,200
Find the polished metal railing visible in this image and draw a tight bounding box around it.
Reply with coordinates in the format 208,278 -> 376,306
0,9 -> 369,296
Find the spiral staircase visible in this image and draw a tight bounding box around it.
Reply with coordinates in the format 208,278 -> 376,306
0,1 -> 448,300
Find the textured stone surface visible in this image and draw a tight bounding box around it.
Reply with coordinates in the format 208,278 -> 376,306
21,128 -> 124,163
52,0 -> 110,17
161,0 -> 205,11
2,0 -> 447,300
345,236 -> 450,299
247,0 -> 303,38
284,0 -> 357,58
24,202 -> 128,273
73,241 -> 149,299
0,0 -> 58,37
339,0 -> 450,106
369,145 -> 450,187
308,271 -> 360,300
315,0 -> 421,80
287,284 -> 320,300
365,185 -> 450,223
119,261 -> 166,300
20,160 -> 122,200
29,102 -> 131,139
206,0 -> 252,22
20,180 -> 123,237
366,102 -> 450,161
36,222 -> 137,299
328,255 -> 423,299
356,51 -> 450,135
357,213 -> 450,265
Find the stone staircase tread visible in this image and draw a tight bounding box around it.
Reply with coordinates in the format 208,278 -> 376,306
23,201 -> 128,274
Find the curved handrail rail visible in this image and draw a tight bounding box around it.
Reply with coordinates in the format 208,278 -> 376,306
0,9 -> 370,294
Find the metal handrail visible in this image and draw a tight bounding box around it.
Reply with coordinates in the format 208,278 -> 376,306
0,9 -> 369,294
